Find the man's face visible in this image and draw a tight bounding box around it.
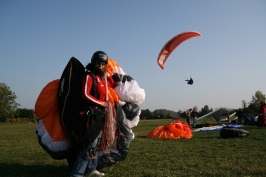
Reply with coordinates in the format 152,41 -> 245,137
95,61 -> 107,68
93,60 -> 107,75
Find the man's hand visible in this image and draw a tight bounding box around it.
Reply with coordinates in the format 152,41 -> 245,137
101,101 -> 109,108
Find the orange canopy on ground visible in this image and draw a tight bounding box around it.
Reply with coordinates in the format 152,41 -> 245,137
146,120 -> 193,139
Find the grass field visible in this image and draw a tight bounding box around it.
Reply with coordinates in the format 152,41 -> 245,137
1,119 -> 266,177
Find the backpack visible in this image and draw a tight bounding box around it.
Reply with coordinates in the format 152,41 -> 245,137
220,126 -> 250,138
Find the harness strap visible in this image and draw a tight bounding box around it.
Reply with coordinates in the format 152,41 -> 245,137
87,71 -> 99,99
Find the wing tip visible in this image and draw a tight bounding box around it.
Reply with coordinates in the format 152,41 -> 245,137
158,64 -> 164,70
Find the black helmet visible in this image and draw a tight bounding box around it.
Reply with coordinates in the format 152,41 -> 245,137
90,51 -> 108,75
91,51 -> 108,65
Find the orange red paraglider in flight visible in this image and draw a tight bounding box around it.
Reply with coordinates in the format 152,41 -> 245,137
157,31 -> 203,70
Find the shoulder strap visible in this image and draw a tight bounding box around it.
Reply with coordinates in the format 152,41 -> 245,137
87,71 -> 99,99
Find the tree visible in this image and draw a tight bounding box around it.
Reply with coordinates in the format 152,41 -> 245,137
242,100 -> 248,109
153,110 -> 159,118
0,83 -> 20,118
167,112 -> 174,119
140,109 -> 152,119
248,90 -> 266,113
17,108 -> 35,118
199,105 -> 211,117
177,110 -> 183,117
159,109 -> 168,118
0,115 -> 7,123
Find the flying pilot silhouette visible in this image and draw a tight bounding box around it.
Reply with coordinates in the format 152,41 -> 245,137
185,77 -> 193,85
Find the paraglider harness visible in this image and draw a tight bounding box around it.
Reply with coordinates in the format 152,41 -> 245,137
185,77 -> 193,85
79,71 -> 106,158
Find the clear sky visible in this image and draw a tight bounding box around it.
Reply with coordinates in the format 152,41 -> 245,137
1,1 -> 265,112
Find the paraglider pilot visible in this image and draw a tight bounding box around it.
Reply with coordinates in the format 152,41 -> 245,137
70,51 -> 114,177
185,77 -> 193,85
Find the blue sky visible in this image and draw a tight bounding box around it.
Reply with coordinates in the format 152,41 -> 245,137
1,1 -> 266,112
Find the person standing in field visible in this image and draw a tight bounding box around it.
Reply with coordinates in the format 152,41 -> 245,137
191,108 -> 198,128
257,101 -> 266,127
70,51 -> 115,177
236,108 -> 243,125
185,108 -> 192,127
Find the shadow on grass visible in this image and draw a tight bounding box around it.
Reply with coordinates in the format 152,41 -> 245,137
0,163 -> 70,177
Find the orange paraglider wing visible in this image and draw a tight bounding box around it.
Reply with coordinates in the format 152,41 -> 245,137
146,120 -> 193,139
157,31 -> 202,69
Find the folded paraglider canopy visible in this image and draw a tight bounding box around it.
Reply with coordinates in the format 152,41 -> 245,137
146,120 -> 193,139
35,57 -> 145,169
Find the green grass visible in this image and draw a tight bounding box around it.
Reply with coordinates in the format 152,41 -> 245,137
1,120 -> 266,177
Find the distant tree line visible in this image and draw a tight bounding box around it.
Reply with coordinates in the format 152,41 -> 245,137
140,90 -> 266,120
0,82 -> 265,122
